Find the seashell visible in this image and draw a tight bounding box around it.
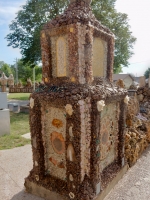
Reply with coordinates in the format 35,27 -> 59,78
69,126 -> 74,137
35,161 -> 38,167
97,100 -> 105,112
69,174 -> 74,181
35,175 -> 39,181
30,97 -> 34,109
124,95 -> 130,104
78,100 -> 84,106
65,104 -> 73,116
67,144 -> 76,162
69,192 -> 75,199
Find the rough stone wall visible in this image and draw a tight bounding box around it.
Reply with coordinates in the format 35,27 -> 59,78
137,86 -> 150,120
125,87 -> 150,166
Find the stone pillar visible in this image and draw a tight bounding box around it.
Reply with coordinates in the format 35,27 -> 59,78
139,76 -> 145,87
1,73 -> 8,92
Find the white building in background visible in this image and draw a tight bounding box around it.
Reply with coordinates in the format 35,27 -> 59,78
113,74 -> 134,89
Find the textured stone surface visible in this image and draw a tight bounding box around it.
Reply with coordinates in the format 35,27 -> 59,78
125,86 -> 150,167
42,106 -> 66,180
79,98 -> 91,182
92,38 -> 107,77
100,103 -> 120,171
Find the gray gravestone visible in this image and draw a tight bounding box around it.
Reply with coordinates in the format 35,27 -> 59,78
0,92 -> 8,109
0,109 -> 10,136
0,92 -> 10,136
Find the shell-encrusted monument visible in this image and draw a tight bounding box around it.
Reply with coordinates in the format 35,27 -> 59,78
25,0 -> 128,199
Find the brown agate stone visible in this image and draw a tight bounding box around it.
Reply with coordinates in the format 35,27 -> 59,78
51,132 -> 65,154
52,119 -> 63,128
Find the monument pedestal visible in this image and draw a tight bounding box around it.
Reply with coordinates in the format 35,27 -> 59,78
0,109 -> 10,136
0,92 -> 8,109
0,92 -> 10,136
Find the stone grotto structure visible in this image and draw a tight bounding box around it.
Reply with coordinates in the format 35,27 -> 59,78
25,0 -> 128,199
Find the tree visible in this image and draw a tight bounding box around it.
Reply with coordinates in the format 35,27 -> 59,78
11,60 -> 42,84
6,0 -> 136,73
0,61 -> 12,77
144,68 -> 150,79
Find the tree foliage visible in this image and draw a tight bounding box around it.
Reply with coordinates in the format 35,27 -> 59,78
12,60 -> 42,84
0,61 -> 13,77
144,68 -> 150,79
0,60 -> 42,84
6,0 -> 136,73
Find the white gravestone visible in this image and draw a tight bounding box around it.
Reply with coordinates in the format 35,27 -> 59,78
0,92 -> 8,109
0,92 -> 10,136
0,109 -> 10,136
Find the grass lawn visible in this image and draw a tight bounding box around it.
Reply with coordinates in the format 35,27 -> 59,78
0,112 -> 31,150
8,93 -> 30,101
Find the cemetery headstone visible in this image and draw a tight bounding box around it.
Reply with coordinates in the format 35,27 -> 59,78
0,92 -> 10,136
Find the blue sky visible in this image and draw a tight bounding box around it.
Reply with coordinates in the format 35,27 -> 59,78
0,0 -> 26,65
0,0 -> 150,76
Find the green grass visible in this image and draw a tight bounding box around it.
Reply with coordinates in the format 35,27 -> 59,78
0,112 -> 31,150
8,93 -> 30,100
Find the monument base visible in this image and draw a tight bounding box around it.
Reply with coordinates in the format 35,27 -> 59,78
95,164 -> 128,200
0,92 -> 8,109
24,179 -> 69,200
25,165 -> 128,200
0,109 -> 10,136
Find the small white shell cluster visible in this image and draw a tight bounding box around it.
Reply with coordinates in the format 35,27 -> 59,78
65,104 -> 73,115
35,175 -> 39,181
124,95 -> 130,104
69,192 -> 75,199
97,100 -> 105,112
